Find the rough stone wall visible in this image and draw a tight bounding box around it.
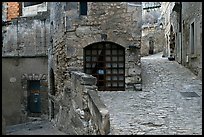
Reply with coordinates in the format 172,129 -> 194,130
49,2 -> 142,94
170,9 -> 179,61
182,2 -> 202,80
49,71 -> 110,135
141,26 -> 165,56
160,2 -> 202,80
160,2 -> 175,57
48,2 -> 141,134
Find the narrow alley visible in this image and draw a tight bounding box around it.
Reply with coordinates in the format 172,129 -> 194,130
99,52 -> 202,135
2,2 -> 202,135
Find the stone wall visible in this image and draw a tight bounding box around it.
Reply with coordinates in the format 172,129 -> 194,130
49,2 -> 142,94
2,4 -> 50,126
48,71 -> 110,135
160,2 -> 202,80
141,26 -> 165,56
2,57 -> 48,126
160,2 -> 175,57
182,2 -> 202,80
2,11 -> 50,57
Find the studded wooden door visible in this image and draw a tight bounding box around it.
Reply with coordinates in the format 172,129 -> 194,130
84,42 -> 125,91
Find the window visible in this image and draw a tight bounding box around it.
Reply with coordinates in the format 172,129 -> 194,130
190,21 -> 195,54
80,2 -> 87,15
22,2 -> 47,17
24,2 -> 43,7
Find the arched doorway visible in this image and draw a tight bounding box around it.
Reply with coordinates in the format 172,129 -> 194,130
49,68 -> 55,119
84,42 -> 125,91
50,68 -> 55,96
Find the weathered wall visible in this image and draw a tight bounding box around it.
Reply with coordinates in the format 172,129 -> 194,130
182,2 -> 202,80
2,11 -> 50,57
2,58 -> 48,126
49,2 -> 142,94
48,71 -> 110,135
48,2 -> 141,134
160,2 -> 202,80
2,2 -> 50,126
160,2 -> 175,57
141,26 -> 165,56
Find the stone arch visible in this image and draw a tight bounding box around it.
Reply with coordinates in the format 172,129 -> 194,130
49,68 -> 56,119
49,68 -> 56,96
80,38 -> 127,49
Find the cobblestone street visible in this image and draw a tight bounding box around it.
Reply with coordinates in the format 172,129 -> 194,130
99,52 -> 202,135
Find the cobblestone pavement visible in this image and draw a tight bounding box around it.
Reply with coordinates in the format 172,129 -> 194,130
99,52 -> 202,135
6,119 -> 66,135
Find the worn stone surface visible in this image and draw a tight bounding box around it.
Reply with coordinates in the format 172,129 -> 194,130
6,120 -> 66,135
99,52 -> 202,135
49,71 -> 110,135
48,2 -> 142,95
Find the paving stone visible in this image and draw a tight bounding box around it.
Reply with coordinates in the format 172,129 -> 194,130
98,52 -> 202,135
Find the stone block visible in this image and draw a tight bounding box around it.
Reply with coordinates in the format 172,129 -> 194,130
128,67 -> 141,76
81,75 -> 97,86
125,75 -> 141,84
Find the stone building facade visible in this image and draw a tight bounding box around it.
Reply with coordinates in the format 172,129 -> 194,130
48,2 -> 142,93
141,2 -> 165,57
48,2 -> 142,134
160,2 -> 202,80
2,2 -> 50,126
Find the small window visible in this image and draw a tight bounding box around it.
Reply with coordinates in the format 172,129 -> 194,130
24,2 -> 43,7
80,2 -> 87,15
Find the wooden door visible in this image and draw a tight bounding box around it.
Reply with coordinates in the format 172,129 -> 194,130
84,42 -> 125,91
